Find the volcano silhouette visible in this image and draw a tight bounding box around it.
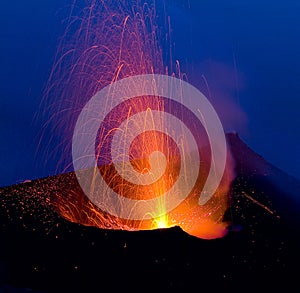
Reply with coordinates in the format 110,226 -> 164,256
0,133 -> 299,292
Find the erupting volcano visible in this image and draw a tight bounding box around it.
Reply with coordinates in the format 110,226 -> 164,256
1,0 -> 300,292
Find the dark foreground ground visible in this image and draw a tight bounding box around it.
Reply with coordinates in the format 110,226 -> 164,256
0,133 -> 299,292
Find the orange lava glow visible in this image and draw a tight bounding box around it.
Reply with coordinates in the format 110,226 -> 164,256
50,141 -> 235,239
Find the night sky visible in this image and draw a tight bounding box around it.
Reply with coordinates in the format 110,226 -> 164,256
1,0 -> 300,187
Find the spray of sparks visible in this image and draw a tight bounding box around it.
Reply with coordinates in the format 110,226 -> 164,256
37,0 -> 236,239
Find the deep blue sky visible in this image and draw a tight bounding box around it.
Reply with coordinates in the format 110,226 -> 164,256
0,0 -> 299,187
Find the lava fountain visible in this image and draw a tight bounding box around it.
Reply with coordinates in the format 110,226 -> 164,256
42,0 -> 235,239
